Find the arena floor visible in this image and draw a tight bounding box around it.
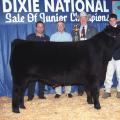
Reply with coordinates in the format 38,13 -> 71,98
0,88 -> 120,120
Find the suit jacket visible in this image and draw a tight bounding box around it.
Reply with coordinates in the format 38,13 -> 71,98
72,25 -> 98,42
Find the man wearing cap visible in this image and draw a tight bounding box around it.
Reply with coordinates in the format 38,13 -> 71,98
72,11 -> 98,42
50,21 -> 73,98
72,11 -> 98,96
103,13 -> 120,99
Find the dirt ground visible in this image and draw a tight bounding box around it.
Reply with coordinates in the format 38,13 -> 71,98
0,88 -> 120,120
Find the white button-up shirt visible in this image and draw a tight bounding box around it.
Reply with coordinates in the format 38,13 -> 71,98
50,31 -> 72,42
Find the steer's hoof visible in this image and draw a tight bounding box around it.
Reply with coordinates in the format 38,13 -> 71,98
94,104 -> 101,110
20,104 -> 26,109
12,108 -> 20,113
87,99 -> 93,104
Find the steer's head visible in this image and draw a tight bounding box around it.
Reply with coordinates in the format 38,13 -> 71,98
104,25 -> 120,39
104,25 -> 120,49
98,25 -> 120,62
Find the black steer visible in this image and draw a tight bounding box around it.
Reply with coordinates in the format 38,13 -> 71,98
10,26 -> 120,113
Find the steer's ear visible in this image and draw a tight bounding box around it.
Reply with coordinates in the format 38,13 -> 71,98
104,52 -> 112,62
103,42 -> 114,62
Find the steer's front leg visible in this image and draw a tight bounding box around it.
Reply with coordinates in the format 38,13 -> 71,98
91,84 -> 101,109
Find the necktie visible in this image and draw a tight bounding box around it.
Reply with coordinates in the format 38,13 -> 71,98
81,27 -> 85,38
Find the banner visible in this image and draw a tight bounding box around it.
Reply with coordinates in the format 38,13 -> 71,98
112,0 -> 120,20
0,0 -> 112,24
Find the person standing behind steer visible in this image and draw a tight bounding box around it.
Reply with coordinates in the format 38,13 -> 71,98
103,13 -> 120,99
50,21 -> 73,98
26,21 -> 50,101
72,11 -> 98,96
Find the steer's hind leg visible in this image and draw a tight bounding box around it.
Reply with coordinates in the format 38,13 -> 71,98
19,79 -> 30,109
91,84 -> 101,110
12,84 -> 21,113
19,87 -> 26,109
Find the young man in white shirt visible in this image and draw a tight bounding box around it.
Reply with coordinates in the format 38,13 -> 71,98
103,13 -> 120,99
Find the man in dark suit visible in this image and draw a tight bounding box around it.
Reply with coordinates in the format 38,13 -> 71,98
72,11 -> 98,96
26,21 -> 50,101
